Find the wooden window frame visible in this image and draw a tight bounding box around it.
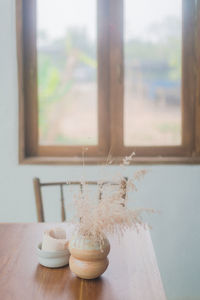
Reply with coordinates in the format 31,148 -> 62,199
16,0 -> 200,165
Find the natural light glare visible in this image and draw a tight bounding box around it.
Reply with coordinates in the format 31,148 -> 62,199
37,0 -> 96,42
125,0 -> 181,40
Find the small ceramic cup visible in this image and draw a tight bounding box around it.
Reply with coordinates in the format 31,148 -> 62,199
42,228 -> 68,251
37,243 -> 70,268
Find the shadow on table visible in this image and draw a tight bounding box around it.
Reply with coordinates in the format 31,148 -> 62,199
34,264 -> 117,300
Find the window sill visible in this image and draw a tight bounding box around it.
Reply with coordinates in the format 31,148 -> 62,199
19,156 -> 200,165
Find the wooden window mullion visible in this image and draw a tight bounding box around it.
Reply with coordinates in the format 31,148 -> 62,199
97,0 -> 110,155
19,0 -> 38,158
182,0 -> 196,155
195,0 -> 200,155
109,0 -> 124,156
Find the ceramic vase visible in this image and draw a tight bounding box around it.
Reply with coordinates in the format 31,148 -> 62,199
69,234 -> 110,279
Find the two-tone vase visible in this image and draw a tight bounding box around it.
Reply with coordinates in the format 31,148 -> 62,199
69,234 -> 110,279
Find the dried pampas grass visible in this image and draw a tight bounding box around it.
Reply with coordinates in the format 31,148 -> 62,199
70,151 -> 154,249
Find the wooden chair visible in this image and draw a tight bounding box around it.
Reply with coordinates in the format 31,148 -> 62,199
33,177 -> 128,222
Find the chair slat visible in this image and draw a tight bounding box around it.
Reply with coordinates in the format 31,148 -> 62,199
98,184 -> 103,201
120,177 -> 128,207
80,183 -> 83,195
33,178 -> 44,222
60,185 -> 66,222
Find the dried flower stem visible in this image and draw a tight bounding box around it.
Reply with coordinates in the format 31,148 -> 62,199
69,151 -> 154,249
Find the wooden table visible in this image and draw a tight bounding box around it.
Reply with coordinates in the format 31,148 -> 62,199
0,224 -> 166,300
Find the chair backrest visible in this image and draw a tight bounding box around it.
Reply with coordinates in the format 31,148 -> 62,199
33,177 -> 128,222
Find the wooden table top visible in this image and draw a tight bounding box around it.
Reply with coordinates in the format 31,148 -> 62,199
0,223 -> 166,300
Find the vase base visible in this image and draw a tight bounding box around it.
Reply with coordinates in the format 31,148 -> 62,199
69,256 -> 109,280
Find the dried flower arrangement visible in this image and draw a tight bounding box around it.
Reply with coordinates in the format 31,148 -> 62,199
70,151 -> 154,250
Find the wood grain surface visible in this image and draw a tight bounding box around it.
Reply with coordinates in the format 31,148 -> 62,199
0,223 -> 166,300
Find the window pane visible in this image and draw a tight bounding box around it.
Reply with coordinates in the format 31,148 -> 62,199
124,0 -> 182,146
37,0 -> 97,145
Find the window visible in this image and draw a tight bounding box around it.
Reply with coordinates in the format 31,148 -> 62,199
17,0 -> 200,164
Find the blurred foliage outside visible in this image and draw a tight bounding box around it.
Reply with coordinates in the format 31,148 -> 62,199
37,16 -> 181,146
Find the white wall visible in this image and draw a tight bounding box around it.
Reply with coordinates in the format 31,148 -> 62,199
0,1 -> 200,299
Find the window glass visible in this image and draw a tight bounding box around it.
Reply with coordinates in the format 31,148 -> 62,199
124,0 -> 182,146
37,0 -> 97,145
